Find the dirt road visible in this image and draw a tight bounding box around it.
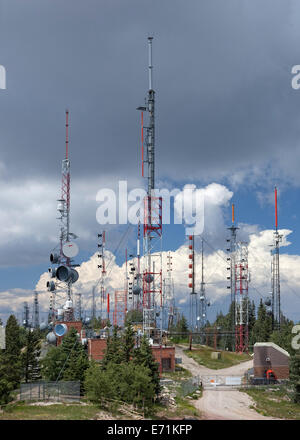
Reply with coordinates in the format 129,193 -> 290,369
176,345 -> 276,420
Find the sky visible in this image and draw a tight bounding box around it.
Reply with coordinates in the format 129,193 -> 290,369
0,0 -> 300,324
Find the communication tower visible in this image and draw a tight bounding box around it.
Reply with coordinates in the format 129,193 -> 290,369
271,187 -> 282,330
234,241 -> 249,353
47,110 -> 80,327
137,37 -> 163,338
199,239 -> 208,334
32,291 -> 40,329
226,203 -> 239,346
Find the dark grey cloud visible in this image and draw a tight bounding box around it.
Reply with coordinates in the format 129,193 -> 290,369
0,0 -> 299,187
0,0 -> 300,268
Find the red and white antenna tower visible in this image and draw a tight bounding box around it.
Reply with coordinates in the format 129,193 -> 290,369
59,110 -> 71,266
234,242 -> 249,353
48,110 -> 80,324
188,234 -> 198,331
226,203 -> 239,347
113,290 -> 127,328
137,37 -> 163,338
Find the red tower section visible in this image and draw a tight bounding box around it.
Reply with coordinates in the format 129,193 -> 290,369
113,290 -> 127,327
142,195 -> 162,309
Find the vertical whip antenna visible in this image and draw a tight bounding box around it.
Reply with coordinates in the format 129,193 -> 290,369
275,186 -> 278,231
232,203 -> 235,225
65,109 -> 69,160
141,111 -> 144,177
148,36 -> 153,90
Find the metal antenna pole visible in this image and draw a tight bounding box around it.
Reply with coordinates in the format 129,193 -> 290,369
234,242 -> 249,353
227,203 -> 239,348
91,286 -> 96,321
33,291 -> 39,329
48,110 -> 80,324
199,239 -> 207,339
271,187 -> 282,330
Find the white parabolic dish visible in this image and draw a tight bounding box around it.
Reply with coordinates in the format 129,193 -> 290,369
62,241 -> 79,258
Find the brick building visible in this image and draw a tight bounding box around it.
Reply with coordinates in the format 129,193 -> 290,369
254,342 -> 290,380
151,345 -> 176,375
55,321 -> 83,345
88,338 -> 107,361
87,337 -> 175,375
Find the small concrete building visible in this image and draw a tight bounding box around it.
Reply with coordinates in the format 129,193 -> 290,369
254,342 -> 290,380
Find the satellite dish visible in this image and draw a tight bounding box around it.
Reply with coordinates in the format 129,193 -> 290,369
48,267 -> 56,278
56,265 -> 72,282
54,323 -> 68,337
70,268 -> 79,283
46,332 -> 57,344
144,274 -> 154,284
40,322 -> 48,331
50,253 -> 60,264
47,281 -> 55,292
132,285 -> 141,295
62,242 -> 79,258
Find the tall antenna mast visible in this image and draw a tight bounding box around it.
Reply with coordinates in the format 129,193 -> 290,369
271,186 -> 281,330
33,291 -> 39,329
188,234 -> 197,331
47,110 -> 80,326
199,238 -> 208,337
137,37 -> 163,339
227,203 -> 239,349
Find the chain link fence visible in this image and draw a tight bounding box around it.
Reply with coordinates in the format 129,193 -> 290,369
180,376 -> 202,396
20,381 -> 80,402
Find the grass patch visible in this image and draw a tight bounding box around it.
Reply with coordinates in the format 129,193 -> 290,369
0,402 -> 104,420
241,387 -> 300,420
162,365 -> 192,381
184,345 -> 251,369
150,396 -> 200,420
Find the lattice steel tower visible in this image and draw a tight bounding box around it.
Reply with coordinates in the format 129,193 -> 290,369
137,37 -> 162,337
271,187 -> 282,330
199,239 -> 207,333
188,234 -> 198,331
227,203 -> 239,346
32,291 -> 39,329
47,110 -> 79,323
234,242 -> 249,353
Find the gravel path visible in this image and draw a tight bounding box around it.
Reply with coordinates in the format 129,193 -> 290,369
176,345 -> 277,420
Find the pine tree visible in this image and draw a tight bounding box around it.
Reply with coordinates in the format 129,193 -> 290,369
178,314 -> 189,333
252,299 -> 272,344
133,334 -> 161,396
22,329 -> 41,383
4,315 -> 22,388
42,327 -> 88,392
125,309 -> 143,324
270,317 -> 296,355
290,355 -> 300,403
0,351 -> 14,405
84,361 -> 115,404
41,345 -> 66,381
122,321 -> 135,363
102,325 -> 123,368
61,328 -> 89,390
